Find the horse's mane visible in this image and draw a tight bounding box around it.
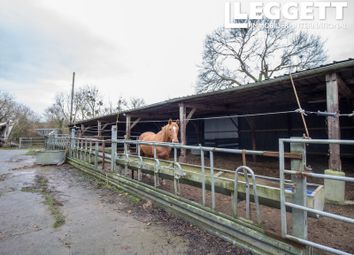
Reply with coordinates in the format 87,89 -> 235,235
161,124 -> 169,141
160,122 -> 178,142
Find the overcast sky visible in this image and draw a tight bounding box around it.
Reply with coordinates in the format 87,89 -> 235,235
1,0 -> 353,115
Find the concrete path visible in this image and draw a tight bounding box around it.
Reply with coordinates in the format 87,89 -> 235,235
0,150 -> 188,255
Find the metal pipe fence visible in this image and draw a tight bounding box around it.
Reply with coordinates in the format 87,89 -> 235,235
46,135 -> 70,150
19,137 -> 46,149
63,128 -> 269,225
279,138 -> 354,255
45,127 -> 354,254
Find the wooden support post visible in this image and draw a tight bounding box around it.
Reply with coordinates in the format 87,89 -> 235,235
179,105 -> 196,161
125,114 -> 131,152
290,139 -> 308,240
179,103 -> 186,160
326,73 -> 342,171
97,121 -> 102,138
80,124 -> 85,138
125,115 -> 131,140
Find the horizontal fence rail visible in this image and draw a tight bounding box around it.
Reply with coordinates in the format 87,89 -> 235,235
44,127 -> 354,255
60,127 -> 306,255
279,138 -> 354,255
19,137 -> 46,149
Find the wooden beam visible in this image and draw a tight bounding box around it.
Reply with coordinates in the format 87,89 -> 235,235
102,123 -> 110,131
125,114 -> 131,140
130,117 -> 141,130
186,108 -> 196,125
80,124 -> 85,137
185,103 -> 229,112
97,121 -> 102,138
337,74 -> 354,100
326,73 -> 342,171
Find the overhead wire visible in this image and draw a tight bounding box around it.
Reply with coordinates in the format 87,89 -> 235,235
73,108 -> 353,130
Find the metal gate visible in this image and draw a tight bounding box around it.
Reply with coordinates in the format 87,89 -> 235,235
279,138 -> 354,255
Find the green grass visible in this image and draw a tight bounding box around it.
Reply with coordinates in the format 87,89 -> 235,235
43,193 -> 65,228
21,175 -> 65,228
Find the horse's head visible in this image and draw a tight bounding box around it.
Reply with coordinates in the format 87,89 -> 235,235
164,119 -> 179,143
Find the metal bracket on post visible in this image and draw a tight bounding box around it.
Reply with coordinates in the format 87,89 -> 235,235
111,125 -> 117,172
137,141 -> 143,181
153,144 -> 160,187
232,166 -> 261,225
124,142 -> 129,176
154,159 -> 160,187
290,138 -> 308,241
173,162 -> 185,195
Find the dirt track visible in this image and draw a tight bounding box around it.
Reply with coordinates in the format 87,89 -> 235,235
0,150 -> 250,255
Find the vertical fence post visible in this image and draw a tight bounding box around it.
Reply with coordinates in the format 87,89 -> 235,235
76,139 -> 79,159
19,137 -> 23,149
102,141 -> 106,171
209,150 -> 215,210
70,129 -> 76,158
89,141 -> 92,164
279,139 -> 287,238
200,146 -> 206,206
94,141 -> 99,170
290,138 -> 308,240
111,125 -> 117,172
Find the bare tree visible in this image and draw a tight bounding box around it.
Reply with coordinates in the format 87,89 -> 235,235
45,85 -> 103,129
0,90 -> 41,140
197,19 -> 327,92
0,91 -> 17,122
128,97 -> 145,109
80,86 -> 104,118
10,104 -> 40,141
102,96 -> 145,115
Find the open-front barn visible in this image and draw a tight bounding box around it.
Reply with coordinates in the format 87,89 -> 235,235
62,59 -> 354,254
72,59 -> 354,169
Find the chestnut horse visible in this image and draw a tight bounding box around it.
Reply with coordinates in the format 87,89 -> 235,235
139,119 -> 179,160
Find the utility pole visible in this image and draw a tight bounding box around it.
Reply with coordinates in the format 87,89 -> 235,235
70,72 -> 75,125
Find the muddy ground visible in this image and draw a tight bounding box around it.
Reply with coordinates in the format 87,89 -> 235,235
164,154 -> 354,254
0,149 -> 251,255
116,153 -> 354,254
